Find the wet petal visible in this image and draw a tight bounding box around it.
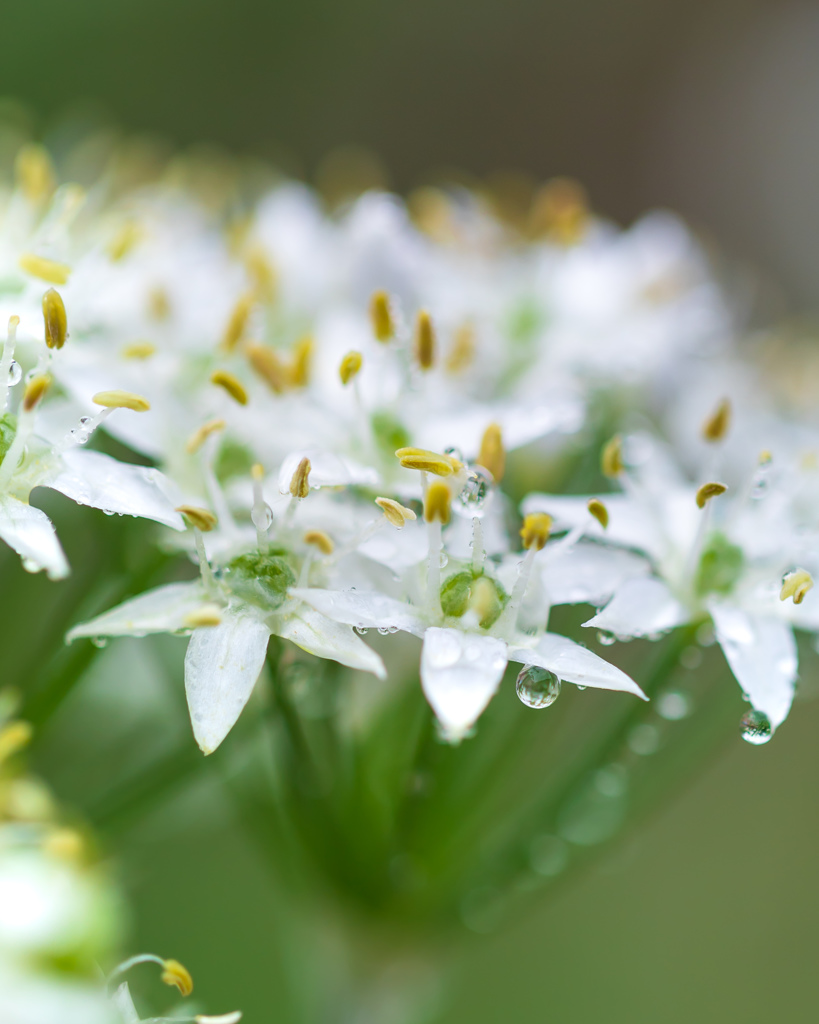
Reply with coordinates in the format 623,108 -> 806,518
0,495 -> 68,579
509,632 -> 646,698
42,449 -> 184,530
276,605 -> 386,678
420,627 -> 508,741
185,611 -> 271,754
710,602 -> 797,729
67,582 -> 207,642
583,577 -> 688,638
290,587 -> 425,637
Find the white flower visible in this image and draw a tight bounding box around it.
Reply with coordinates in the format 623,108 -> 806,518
523,431 -> 819,733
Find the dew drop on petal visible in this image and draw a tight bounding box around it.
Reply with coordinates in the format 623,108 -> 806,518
740,709 -> 772,745
91,636 -> 109,648
354,625 -> 369,635
438,551 -> 448,568
21,558 -> 39,574
576,684 -> 587,691
6,360 -> 21,386
516,665 -> 561,708
596,630 -> 616,646
377,626 -> 389,635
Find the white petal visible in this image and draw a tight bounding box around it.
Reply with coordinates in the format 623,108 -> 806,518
112,983 -> 140,1024
509,633 -> 647,699
420,627 -> 508,741
185,611 -> 271,754
276,605 -> 386,678
541,542 -> 650,606
67,581 -> 207,641
0,495 -> 68,579
709,603 -> 797,729
582,577 -> 688,638
415,396 -> 583,457
290,587 -> 425,636
42,449 -> 184,530
277,449 -> 379,492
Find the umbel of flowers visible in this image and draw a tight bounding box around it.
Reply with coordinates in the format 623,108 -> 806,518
1,131 -> 816,1018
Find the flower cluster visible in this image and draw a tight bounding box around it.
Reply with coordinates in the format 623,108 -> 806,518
0,136 -> 812,758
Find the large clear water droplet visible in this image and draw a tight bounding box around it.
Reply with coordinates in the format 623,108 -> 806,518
516,665 -> 561,708
251,502 -> 273,531
453,465 -> 493,518
596,630 -> 616,646
6,360 -> 21,386
740,709 -> 772,745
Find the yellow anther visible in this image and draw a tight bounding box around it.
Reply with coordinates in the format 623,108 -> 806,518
186,418 -> 226,454
43,828 -> 85,861
468,576 -> 502,625
0,721 -> 33,763
15,143 -> 55,204
148,287 -> 171,321
780,569 -> 814,606
290,336 -> 313,388
222,292 -> 254,351
161,959 -> 194,998
304,530 -> 334,555
245,243 -> 277,303
395,446 -> 462,476
251,462 -> 264,481
369,290 -> 394,342
339,350 -> 363,386
42,288 -> 67,349
530,178 -> 589,244
210,369 -> 249,406
601,435 -> 624,479
23,374 -> 51,412
445,323 -> 475,374
289,457 -> 311,498
184,605 -> 224,628
375,496 -> 417,529
176,505 -> 218,532
245,343 -> 290,393
414,310 -> 436,370
108,221 -> 142,261
93,390 -> 151,412
759,449 -> 773,465
424,480 -> 452,524
477,422 -> 505,483
520,512 -> 552,551
702,398 -> 731,443
695,481 -> 727,509
121,341 -> 156,360
587,498 -> 609,529
19,254 -> 71,285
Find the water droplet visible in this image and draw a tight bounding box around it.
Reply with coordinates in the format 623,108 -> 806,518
597,631 -> 616,646
657,690 -> 692,721
252,502 -> 273,531
628,723 -> 660,756
444,446 -> 464,463
740,709 -> 772,745
576,685 -> 587,691
453,465 -> 493,518
354,625 -> 369,635
438,551 -> 448,567
103,509 -> 115,516
516,665 -> 561,708
6,360 -> 21,386
21,558 -> 39,574
377,626 -> 389,635
388,625 -> 400,634
679,646 -> 702,670
91,636 -> 109,648
529,834 -> 569,877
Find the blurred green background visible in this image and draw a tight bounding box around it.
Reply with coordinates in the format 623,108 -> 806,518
5,0 -> 819,1020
